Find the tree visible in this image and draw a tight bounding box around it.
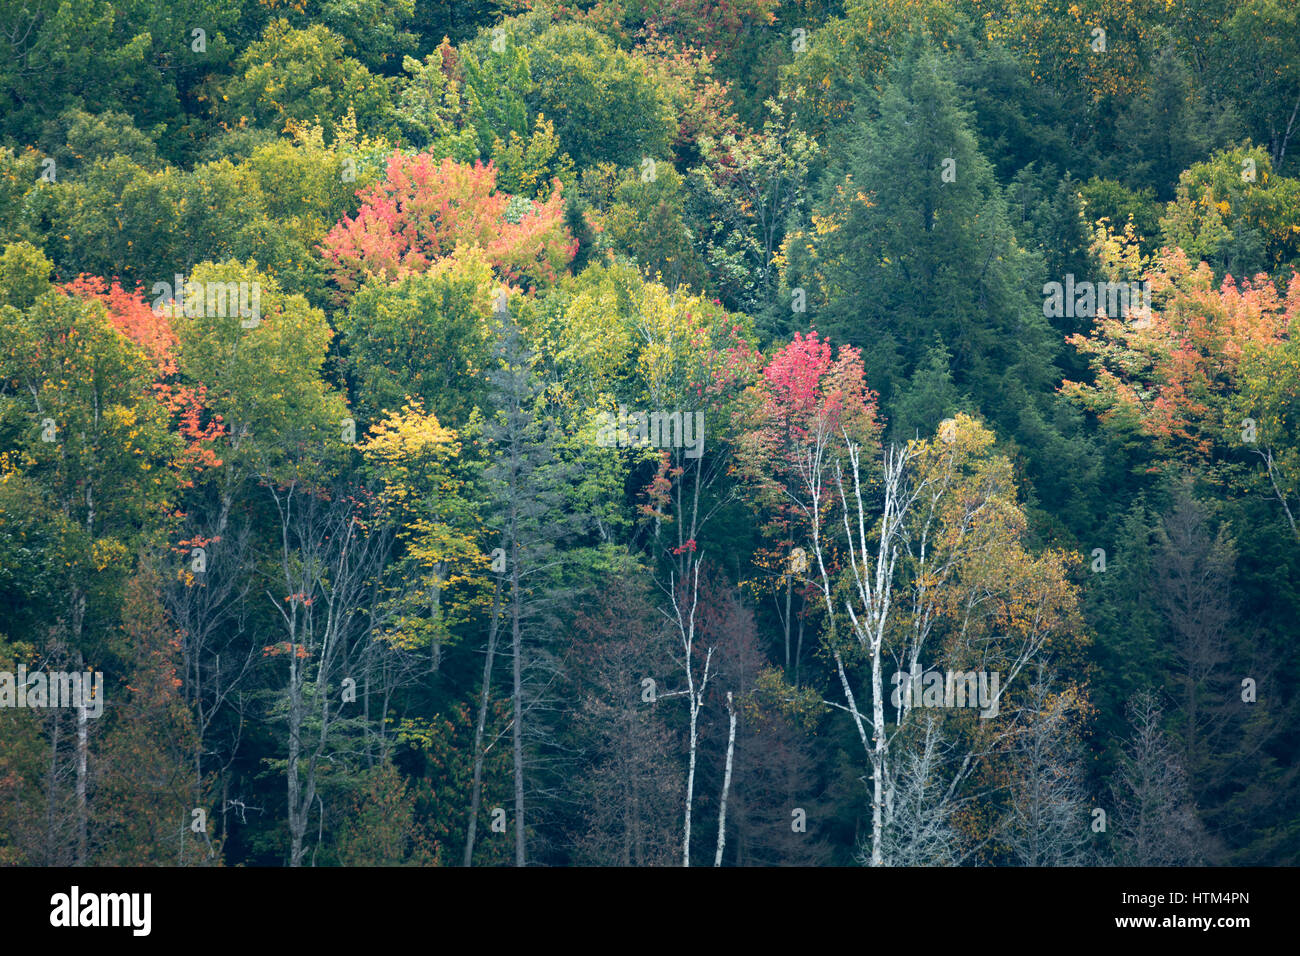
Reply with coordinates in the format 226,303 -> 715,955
320,153 -> 574,298
1235,305 -> 1300,539
1107,690 -> 1208,866
1226,0 -> 1300,169
726,668 -> 832,865
474,306 -> 585,865
0,244 -> 179,863
637,34 -> 741,168
568,567 -> 682,866
1102,44 -> 1241,202
339,248 -> 498,428
39,107 -> 162,174
795,413 -> 1084,865
360,402 -> 486,673
94,562 -> 218,865
1153,481 -> 1236,771
789,47 -> 1057,438
688,101 -> 820,319
641,0 -> 779,68
459,39 -> 533,160
999,667 -> 1094,866
597,162 -> 708,292
395,41 -> 480,160
168,260 -> 351,487
223,20 -> 396,142
262,474 -> 396,867
1159,146 -> 1300,281
776,0 -> 969,139
317,0 -> 419,74
887,338 -> 965,445
734,331 -> 880,678
524,23 -> 677,171
333,761 -> 437,865
1064,235 -> 1300,538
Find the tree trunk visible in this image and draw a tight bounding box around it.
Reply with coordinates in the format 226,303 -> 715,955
75,647 -> 88,865
714,692 -> 737,867
783,577 -> 792,676
287,629 -> 305,867
683,696 -> 698,867
511,544 -> 525,867
869,639 -> 886,867
464,581 -> 503,866
430,564 -> 444,672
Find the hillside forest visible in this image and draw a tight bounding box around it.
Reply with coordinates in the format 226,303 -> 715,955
1,0 -> 1299,866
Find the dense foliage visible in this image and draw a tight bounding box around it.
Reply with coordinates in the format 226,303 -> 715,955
1,0 -> 1297,866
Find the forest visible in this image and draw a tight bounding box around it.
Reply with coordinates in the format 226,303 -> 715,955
0,0 -> 1297,868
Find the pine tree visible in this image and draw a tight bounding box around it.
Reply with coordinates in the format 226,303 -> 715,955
803,45 -> 1054,419
473,303 -> 584,865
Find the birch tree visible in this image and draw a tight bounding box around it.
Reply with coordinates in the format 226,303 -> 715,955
744,373 -> 1084,864
663,556 -> 714,866
826,416 -> 1083,864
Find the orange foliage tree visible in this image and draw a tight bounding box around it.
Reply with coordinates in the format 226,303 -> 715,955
319,153 -> 576,298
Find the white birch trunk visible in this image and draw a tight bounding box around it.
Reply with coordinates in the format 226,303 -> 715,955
714,691 -> 737,867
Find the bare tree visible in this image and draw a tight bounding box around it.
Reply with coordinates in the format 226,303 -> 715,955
1108,690 -> 1207,866
713,691 -> 736,867
871,713 -> 963,866
264,476 -> 394,867
475,310 -> 583,865
463,578 -> 504,866
663,557 -> 715,866
1000,667 -> 1093,866
568,573 -> 682,866
164,518 -> 256,854
1153,482 -> 1235,769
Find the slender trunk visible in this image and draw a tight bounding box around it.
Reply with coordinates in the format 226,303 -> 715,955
464,581 -> 503,866
46,707 -> 60,864
1261,448 -> 1298,540
677,565 -> 707,867
287,637 -> 304,867
714,692 -> 737,867
683,697 -> 698,866
623,699 -> 639,866
430,564 -> 443,672
794,595 -> 806,685
76,695 -> 87,864
783,577 -> 792,676
870,639 -> 886,867
1276,93 -> 1300,168
511,541 -> 525,867
74,647 -> 87,865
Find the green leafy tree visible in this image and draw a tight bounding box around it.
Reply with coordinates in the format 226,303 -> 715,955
524,22 -> 676,170
223,20 -> 396,141
339,248 -> 497,429
790,47 -> 1054,426
1160,146 -> 1300,281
